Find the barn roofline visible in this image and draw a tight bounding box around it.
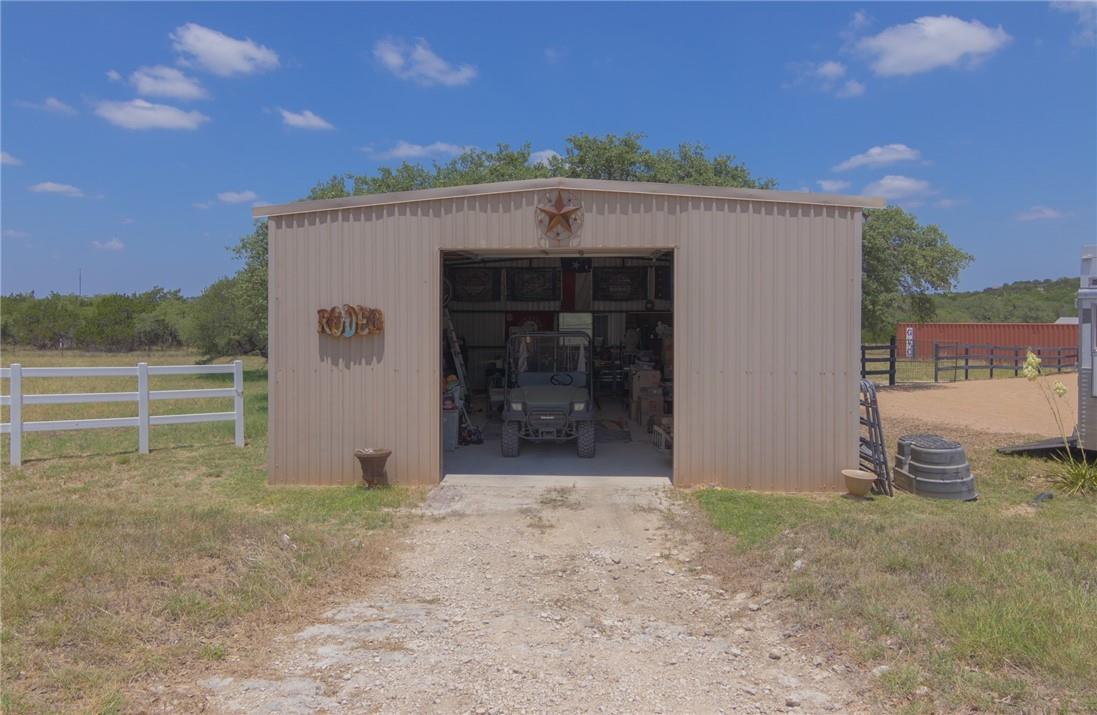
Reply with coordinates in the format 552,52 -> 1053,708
253,177 -> 885,218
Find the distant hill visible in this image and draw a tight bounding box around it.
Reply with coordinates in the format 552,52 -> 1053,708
927,277 -> 1076,324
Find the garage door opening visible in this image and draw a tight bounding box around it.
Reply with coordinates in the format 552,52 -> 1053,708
440,250 -> 674,480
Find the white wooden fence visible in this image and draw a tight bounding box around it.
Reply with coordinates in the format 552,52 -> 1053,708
1,361 -> 244,467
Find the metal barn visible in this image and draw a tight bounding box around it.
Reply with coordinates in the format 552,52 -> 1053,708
256,178 -> 883,490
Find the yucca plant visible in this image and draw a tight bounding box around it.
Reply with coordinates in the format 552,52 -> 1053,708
1023,350 -> 1095,496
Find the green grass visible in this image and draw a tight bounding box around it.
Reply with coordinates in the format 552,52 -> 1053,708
695,431 -> 1097,712
1,349 -> 417,714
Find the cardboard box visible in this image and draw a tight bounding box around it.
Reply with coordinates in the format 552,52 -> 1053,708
631,369 -> 661,393
632,385 -> 664,427
640,397 -> 664,432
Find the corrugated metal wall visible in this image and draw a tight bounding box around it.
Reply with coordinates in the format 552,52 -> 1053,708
268,188 -> 862,490
896,322 -> 1078,360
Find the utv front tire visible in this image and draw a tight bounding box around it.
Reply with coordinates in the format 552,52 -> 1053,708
501,421 -> 521,457
577,421 -> 596,458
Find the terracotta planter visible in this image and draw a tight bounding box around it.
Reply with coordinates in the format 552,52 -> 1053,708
354,448 -> 392,488
841,469 -> 876,497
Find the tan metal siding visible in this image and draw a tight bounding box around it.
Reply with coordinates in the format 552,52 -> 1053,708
268,188 -> 861,490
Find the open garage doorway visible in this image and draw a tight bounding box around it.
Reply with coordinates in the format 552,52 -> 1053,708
440,250 -> 675,480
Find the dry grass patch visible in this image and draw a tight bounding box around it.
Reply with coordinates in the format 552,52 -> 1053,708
538,485 -> 581,510
1,349 -> 418,714
694,415 -> 1097,713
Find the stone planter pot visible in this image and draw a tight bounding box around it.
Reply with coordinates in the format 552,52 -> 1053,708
841,469 -> 876,497
354,448 -> 392,488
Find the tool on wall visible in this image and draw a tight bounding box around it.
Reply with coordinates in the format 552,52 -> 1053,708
443,309 -> 482,444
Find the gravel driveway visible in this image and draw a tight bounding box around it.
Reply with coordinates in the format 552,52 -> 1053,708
199,476 -> 861,714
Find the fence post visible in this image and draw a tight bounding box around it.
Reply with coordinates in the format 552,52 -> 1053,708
888,335 -> 897,386
9,364 -> 22,467
988,346 -> 995,379
963,346 -> 970,381
233,360 -> 245,448
1014,348 -> 1020,377
933,343 -> 940,383
137,362 -> 150,454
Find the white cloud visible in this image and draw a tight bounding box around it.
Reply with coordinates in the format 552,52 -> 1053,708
1,151 -> 23,166
863,175 -> 933,201
92,238 -> 125,251
278,108 -> 334,130
816,60 -> 847,81
374,38 -> 477,87
529,149 -> 561,166
833,144 -> 921,171
106,69 -> 123,82
170,22 -> 279,76
817,179 -> 851,192
366,140 -> 473,160
16,97 -> 76,114
1053,2 -> 1097,46
1015,205 -> 1066,221
217,190 -> 258,204
836,79 -> 866,97
3,229 -> 31,239
544,47 -> 564,64
193,201 -> 213,209
858,16 -> 1012,76
95,99 -> 210,130
130,65 -> 208,100
121,217 -> 135,224
29,181 -> 84,198
934,198 -> 966,209
788,60 -> 866,98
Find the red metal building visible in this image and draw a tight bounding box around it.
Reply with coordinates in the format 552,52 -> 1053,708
896,322 -> 1078,361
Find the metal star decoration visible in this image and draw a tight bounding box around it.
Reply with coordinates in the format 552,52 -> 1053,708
536,190 -> 583,242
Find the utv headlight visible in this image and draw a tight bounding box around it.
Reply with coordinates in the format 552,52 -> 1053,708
510,401 -> 524,411
572,401 -> 587,412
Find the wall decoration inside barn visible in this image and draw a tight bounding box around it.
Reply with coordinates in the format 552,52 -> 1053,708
451,268 -> 501,302
593,267 -> 648,301
536,190 -> 583,244
316,305 -> 385,337
506,268 -> 560,302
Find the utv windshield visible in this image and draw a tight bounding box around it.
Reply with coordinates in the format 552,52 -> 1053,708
507,332 -> 591,388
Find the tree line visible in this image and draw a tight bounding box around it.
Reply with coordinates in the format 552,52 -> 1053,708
0,282 -> 264,356
2,133 -> 972,355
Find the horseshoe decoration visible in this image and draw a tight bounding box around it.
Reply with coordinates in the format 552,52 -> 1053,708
356,305 -> 371,336
316,304 -> 385,338
342,305 -> 357,337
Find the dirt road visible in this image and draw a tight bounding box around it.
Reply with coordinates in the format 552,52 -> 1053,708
196,476 -> 860,714
877,372 -> 1075,437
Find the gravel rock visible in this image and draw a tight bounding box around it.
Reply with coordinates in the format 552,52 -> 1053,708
193,479 -> 861,714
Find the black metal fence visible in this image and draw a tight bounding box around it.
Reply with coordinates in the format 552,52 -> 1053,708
932,343 -> 1078,382
860,336 -> 896,386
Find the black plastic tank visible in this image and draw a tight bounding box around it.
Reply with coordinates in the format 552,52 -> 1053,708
894,434 -> 977,501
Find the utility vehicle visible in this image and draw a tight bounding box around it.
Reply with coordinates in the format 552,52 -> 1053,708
501,331 -> 595,458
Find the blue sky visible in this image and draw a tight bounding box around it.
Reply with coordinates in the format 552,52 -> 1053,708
2,2 -> 1095,296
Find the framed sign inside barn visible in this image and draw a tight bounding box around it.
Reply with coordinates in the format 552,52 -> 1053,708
506,268 -> 559,302
450,268 -> 501,302
593,267 -> 647,301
